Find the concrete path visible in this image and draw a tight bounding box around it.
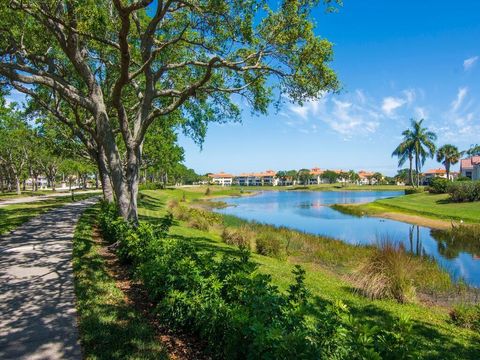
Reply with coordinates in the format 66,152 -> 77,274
0,197 -> 98,359
0,190 -> 100,208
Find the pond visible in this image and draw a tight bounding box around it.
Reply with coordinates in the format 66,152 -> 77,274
215,190 -> 480,287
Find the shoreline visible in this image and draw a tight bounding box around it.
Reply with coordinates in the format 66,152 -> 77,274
370,212 -> 453,230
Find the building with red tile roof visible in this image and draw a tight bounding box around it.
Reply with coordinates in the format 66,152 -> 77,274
460,156 -> 480,180
208,172 -> 234,186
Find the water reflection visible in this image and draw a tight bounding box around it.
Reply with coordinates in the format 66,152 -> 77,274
431,227 -> 480,260
216,191 -> 480,286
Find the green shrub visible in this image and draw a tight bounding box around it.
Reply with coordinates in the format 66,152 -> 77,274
205,187 -> 211,196
139,182 -> 163,191
351,241 -> 416,303
448,181 -> 480,202
221,226 -> 253,249
255,231 -> 284,258
404,187 -> 424,195
428,177 -> 450,194
450,304 -> 480,331
188,214 -> 210,231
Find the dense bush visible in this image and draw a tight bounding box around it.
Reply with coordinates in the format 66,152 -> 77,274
255,231 -> 284,258
139,182 -> 164,191
404,187 -> 424,195
450,304 -> 480,331
447,181 -> 480,202
221,226 -> 253,249
428,177 -> 450,194
98,202 -> 419,359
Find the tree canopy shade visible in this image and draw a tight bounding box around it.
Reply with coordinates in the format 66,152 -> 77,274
0,0 -> 340,222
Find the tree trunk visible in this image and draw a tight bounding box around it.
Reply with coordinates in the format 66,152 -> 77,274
96,147 -> 114,203
15,176 -> 21,195
446,162 -> 450,181
408,155 -> 413,186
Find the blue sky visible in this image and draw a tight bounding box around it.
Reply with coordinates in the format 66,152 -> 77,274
179,0 -> 480,176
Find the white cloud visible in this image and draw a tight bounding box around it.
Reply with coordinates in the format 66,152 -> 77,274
451,87 -> 468,112
283,90 -> 381,138
382,97 -> 406,116
436,87 -> 480,143
463,56 -> 478,71
414,107 -> 428,119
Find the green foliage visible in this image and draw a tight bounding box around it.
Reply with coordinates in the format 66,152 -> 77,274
221,226 -> 253,249
428,177 -> 450,194
205,187 -> 211,196
255,231 -> 284,258
447,181 -> 480,202
404,188 -> 425,195
450,304 -> 480,331
97,202 -> 419,359
139,182 -> 164,191
320,170 -> 339,184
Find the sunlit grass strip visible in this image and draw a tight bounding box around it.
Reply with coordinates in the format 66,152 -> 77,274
0,193 -> 100,236
72,205 -> 167,360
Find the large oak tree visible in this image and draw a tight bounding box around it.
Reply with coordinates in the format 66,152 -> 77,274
0,0 -> 339,222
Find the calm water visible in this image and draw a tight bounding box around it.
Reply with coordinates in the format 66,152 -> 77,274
216,191 -> 480,287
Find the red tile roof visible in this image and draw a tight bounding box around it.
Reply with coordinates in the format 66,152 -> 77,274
358,170 -> 374,178
424,168 -> 447,175
208,172 -> 234,178
461,156 -> 480,170
310,168 -> 324,175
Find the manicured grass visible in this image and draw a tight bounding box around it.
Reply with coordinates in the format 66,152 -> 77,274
339,192 -> 480,223
0,190 -> 53,199
72,205 -> 168,360
0,192 -> 101,236
138,189 -> 480,359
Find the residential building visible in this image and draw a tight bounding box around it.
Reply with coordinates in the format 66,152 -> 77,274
208,172 -> 234,186
460,156 -> 480,180
309,167 -> 324,185
234,170 -> 278,186
358,170 -> 376,185
422,168 -> 458,184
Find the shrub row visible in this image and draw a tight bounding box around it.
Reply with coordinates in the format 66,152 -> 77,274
427,178 -> 450,194
404,187 -> 425,195
98,201 -> 419,359
447,181 -> 480,202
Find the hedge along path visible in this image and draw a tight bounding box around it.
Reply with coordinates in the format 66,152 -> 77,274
0,197 -> 98,360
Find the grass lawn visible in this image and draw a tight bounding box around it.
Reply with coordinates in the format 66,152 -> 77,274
137,189 -> 480,360
0,192 -> 101,236
72,205 -> 168,360
0,190 -> 53,200
339,192 -> 480,223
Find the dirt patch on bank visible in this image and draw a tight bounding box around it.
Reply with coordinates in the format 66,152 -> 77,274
373,212 -> 453,230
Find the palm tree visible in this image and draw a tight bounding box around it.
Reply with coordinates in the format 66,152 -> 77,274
466,144 -> 480,156
392,130 -> 414,186
436,144 -> 462,180
409,119 -> 437,186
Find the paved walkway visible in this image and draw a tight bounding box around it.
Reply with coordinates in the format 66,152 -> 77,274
0,190 -> 100,208
0,197 -> 98,359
